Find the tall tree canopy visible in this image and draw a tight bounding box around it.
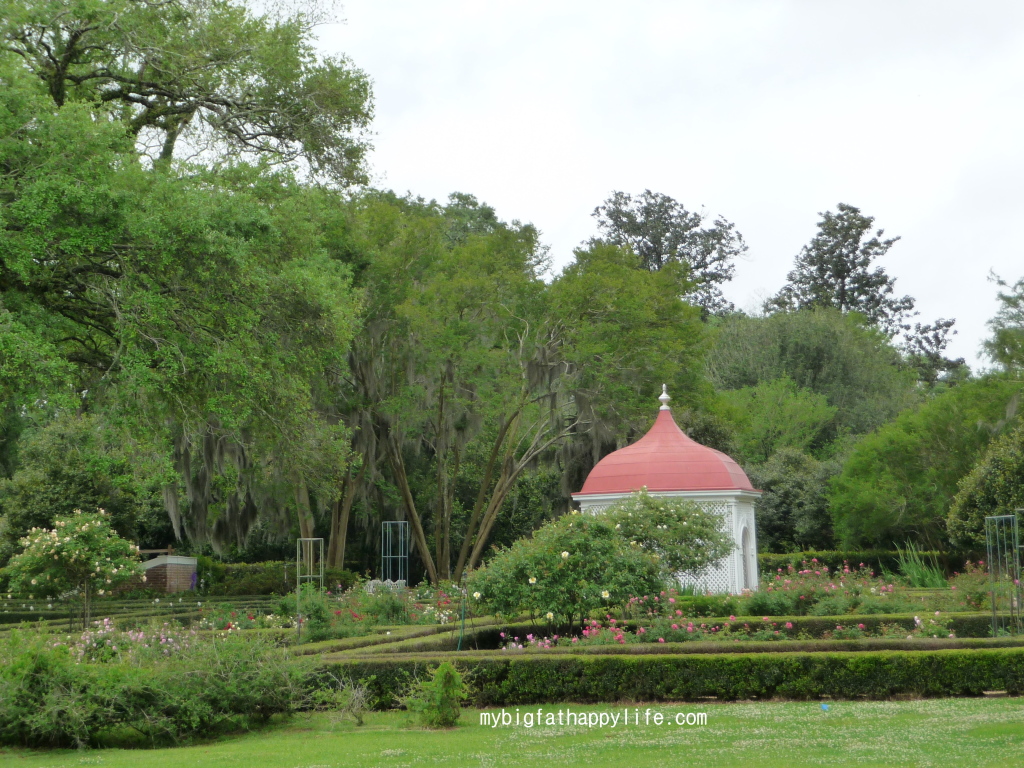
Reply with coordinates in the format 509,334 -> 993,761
766,203 -> 961,382
1,0 -> 373,178
984,274 -> 1024,372
0,9 -> 367,552
747,448 -> 840,553
332,198 -> 708,581
707,308 -> 919,441
591,190 -> 745,316
766,203 -> 914,334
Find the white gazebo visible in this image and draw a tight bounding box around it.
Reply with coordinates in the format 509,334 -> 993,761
571,386 -> 761,594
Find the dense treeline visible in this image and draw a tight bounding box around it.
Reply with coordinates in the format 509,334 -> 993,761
1,0 -> 1021,582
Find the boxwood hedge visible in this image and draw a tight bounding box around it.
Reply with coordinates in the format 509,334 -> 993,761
329,647 -> 1024,708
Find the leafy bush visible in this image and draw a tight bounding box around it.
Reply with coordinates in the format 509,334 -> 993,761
753,561 -> 894,616
0,629 -> 312,748
401,661 -> 468,728
746,589 -> 799,616
830,376 -> 1023,548
468,512 -> 665,630
663,594 -> 739,619
808,595 -> 860,616
278,584 -> 360,642
603,490 -> 733,574
948,422 -> 1024,549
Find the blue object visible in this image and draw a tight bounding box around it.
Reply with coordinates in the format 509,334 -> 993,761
821,704 -> 830,711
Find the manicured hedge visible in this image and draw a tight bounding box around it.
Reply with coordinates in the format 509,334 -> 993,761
758,550 -> 964,577
328,647 -> 1024,707
346,636 -> 1024,659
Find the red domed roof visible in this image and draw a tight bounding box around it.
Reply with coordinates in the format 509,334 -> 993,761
575,403 -> 756,496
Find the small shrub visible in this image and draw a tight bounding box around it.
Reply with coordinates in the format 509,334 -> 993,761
362,589 -> 410,625
809,595 -> 860,616
309,673 -> 375,726
402,662 -> 468,728
746,590 -> 799,616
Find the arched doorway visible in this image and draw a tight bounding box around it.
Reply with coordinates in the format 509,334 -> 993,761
741,527 -> 753,591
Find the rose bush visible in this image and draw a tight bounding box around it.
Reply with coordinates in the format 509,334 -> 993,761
604,489 -> 733,574
5,508 -> 143,625
468,512 -> 664,631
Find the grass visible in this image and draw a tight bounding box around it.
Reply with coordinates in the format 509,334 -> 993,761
2,699 -> 1023,767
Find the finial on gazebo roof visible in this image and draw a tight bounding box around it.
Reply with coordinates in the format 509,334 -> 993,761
659,384 -> 671,410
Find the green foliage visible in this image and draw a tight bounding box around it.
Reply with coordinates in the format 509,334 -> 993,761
0,414 -> 167,563
468,513 -> 665,628
887,542 -> 948,589
552,242 -> 709,429
590,189 -> 746,315
1,0 -> 373,180
401,661 -> 468,728
983,274 -> 1024,371
708,308 -> 918,441
0,43 -> 364,548
195,559 -> 358,596
766,203 -> 913,335
757,550 -> 956,577
747,449 -> 841,552
0,629 -> 311,748
603,490 -> 732,575
5,509 -> 142,605
360,589 -> 413,625
832,376 -> 1024,549
334,646 -> 1024,707
719,377 -> 837,464
948,421 -> 1024,549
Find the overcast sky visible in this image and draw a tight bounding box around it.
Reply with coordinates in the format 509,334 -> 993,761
317,1 -> 1024,369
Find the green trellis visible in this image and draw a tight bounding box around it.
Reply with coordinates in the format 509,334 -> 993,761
985,513 -> 1023,637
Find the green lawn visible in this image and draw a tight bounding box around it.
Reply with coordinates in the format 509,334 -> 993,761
2,698 -> 1023,768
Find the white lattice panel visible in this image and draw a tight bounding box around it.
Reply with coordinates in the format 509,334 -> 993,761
576,490 -> 758,594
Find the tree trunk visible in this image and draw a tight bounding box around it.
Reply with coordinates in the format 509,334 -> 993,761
435,445 -> 459,581
294,475 -> 315,540
327,462 -> 365,568
387,436 -> 438,584
452,413 -> 515,581
295,475 -> 316,572
467,465 -> 520,571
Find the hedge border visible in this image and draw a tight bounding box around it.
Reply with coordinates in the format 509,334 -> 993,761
326,647 -> 1024,708
329,636 -> 1024,662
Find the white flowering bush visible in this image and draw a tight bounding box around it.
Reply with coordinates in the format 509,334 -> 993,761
468,513 -> 664,632
5,508 -> 143,624
604,490 -> 732,574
